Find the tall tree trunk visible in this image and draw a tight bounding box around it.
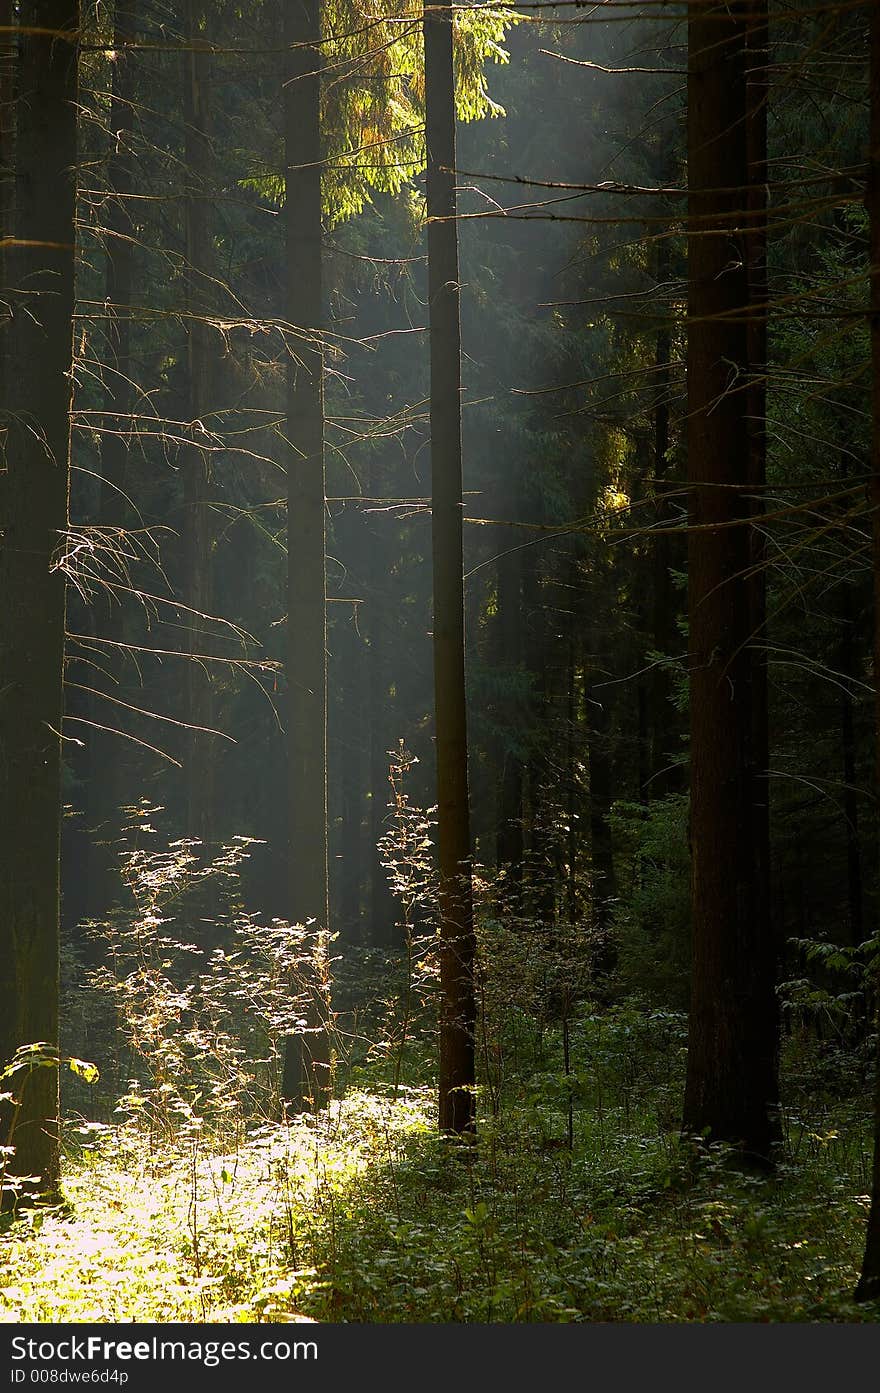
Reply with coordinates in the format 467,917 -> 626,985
367,578 -> 396,942
82,0 -> 137,918
281,0 -> 330,1108
745,0 -> 775,1047
424,0 -> 477,1135
365,454 -> 399,945
0,0 -> 79,1198
521,546 -> 555,920
650,236 -> 681,794
586,643 -> 616,969
856,0 -> 880,1303
182,0 -> 215,845
495,537 -> 524,873
100,7 -> 135,543
335,601 -> 365,942
0,0 -> 13,452
565,625 -> 579,925
681,0 -> 778,1162
838,577 -> 864,947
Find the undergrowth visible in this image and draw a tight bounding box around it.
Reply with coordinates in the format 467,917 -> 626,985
3,807 -> 879,1323
1,1024 -> 877,1323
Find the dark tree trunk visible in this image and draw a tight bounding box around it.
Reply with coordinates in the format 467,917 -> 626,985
100,6 -> 135,538
367,591 -> 395,944
838,581 -> 864,947
424,0 -> 477,1134
0,0 -> 79,1198
495,537 -> 524,873
336,602 -> 365,942
745,0 -> 774,1012
565,626 -> 580,924
281,0 -> 331,1109
586,649 -> 616,967
181,0 -> 216,846
521,546 -> 555,921
82,0 -> 137,917
0,0 -> 13,449
681,0 -> 778,1163
856,0 -> 880,1303
365,453 -> 399,945
649,236 -> 681,795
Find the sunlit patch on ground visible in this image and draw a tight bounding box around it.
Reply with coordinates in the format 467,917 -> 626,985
2,1068 -> 878,1324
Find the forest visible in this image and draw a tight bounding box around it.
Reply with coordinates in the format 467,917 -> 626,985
0,0 -> 879,1328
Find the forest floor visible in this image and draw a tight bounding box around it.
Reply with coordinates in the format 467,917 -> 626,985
1,1007 -> 878,1323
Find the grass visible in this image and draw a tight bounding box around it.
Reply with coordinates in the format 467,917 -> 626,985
2,1006 -> 879,1323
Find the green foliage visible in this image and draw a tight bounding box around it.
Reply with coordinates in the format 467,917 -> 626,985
1,1045 -> 99,1208
243,1 -> 517,226
373,743 -> 440,1080
84,806 -> 334,1141
2,1028 -> 876,1322
610,796 -> 691,1007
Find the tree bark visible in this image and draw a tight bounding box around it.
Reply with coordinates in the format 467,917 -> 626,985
182,0 -> 216,846
649,236 -> 681,795
365,453 -> 400,945
681,0 -> 778,1163
745,0 -> 775,1038
0,0 -> 13,451
586,640 -> 616,970
856,0 -> 880,1303
82,0 -> 137,918
838,577 -> 864,948
281,0 -> 330,1109
424,0 -> 477,1134
521,545 -> 555,921
334,596 -> 365,942
495,538 -> 524,872
0,0 -> 79,1198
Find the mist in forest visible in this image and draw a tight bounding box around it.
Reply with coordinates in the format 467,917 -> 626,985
59,11 -> 681,950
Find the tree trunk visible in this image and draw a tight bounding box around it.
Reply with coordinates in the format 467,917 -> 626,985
424,0 -> 477,1135
182,0 -> 215,845
586,645 -> 616,969
82,0 -> 137,918
681,0 -> 778,1162
281,0 -> 330,1109
0,0 -> 79,1198
565,626 -> 579,925
364,453 -> 399,945
856,0 -> 880,1303
521,545 -> 555,921
335,601 -> 365,942
838,579 -> 864,947
495,537 -> 524,873
0,0 -> 13,453
649,236 -> 681,795
745,0 -> 775,1028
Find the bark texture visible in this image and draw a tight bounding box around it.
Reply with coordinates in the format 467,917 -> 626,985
856,0 -> 880,1303
281,0 -> 331,1109
0,0 -> 79,1196
424,0 -> 477,1134
182,0 -> 216,845
681,0 -> 778,1162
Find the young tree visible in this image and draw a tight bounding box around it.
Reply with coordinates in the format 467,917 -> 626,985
424,0 -> 477,1134
681,0 -> 778,1162
0,0 -> 79,1196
